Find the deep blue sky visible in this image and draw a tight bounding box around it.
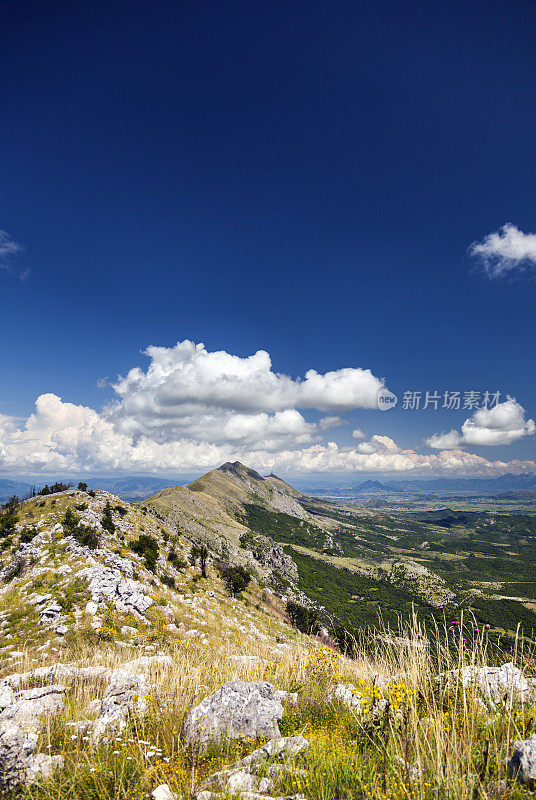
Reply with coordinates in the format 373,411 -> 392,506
1,0 -> 536,472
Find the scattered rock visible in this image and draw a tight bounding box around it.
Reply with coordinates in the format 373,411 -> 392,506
508,733 -> 536,789
152,785 -> 179,800
438,663 -> 536,706
196,736 -> 309,797
327,684 -> 363,710
183,681 -> 284,746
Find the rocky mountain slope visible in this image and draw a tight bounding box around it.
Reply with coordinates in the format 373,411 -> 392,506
1,477 -> 536,800
146,462 -> 536,638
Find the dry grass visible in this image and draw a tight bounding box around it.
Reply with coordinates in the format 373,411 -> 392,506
7,615 -> 535,800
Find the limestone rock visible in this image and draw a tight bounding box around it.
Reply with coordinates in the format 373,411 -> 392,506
39,602 -> 62,624
196,736 -> 308,796
25,753 -> 64,782
438,663 -> 536,706
92,669 -> 149,742
0,722 -> 38,792
0,685 -> 66,729
152,785 -> 179,800
273,690 -> 298,707
183,681 -> 284,746
327,684 -> 363,710
508,733 -> 536,789
80,566 -> 153,616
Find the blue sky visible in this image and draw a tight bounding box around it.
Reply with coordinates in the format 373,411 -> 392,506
1,0 -> 536,479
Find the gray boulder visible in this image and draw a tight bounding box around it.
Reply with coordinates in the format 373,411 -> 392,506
438,663 -> 536,706
0,721 -> 63,791
91,669 -> 149,742
39,602 -> 62,624
508,733 -> 536,789
327,684 -> 363,710
183,681 -> 284,746
196,736 -> 309,797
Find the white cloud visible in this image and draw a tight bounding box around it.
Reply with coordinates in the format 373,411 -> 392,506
247,440 -> 536,478
0,394 -> 228,474
108,340 -> 385,449
426,398 -> 535,449
469,223 -> 536,278
319,416 -> 345,430
1,344 -> 535,479
1,395 -> 534,479
351,428 -> 366,439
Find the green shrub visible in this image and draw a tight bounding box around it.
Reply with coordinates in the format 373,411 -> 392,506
287,600 -> 320,634
19,527 -> 37,544
62,509 -> 100,549
167,549 -> 187,569
218,564 -> 251,597
161,574 -> 176,589
130,534 -> 159,571
101,501 -> 116,534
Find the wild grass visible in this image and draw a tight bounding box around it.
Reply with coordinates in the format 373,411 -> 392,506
5,614 -> 534,800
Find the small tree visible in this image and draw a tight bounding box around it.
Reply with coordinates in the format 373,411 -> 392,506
219,564 -> 251,597
286,600 -> 319,634
199,544 -> 208,578
189,544 -> 200,566
77,482 -> 88,492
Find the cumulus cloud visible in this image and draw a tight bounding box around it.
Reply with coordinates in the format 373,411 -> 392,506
426,398 -> 535,449
0,394 -> 228,474
1,395 -> 534,478
351,428 -> 366,439
1,343 -> 535,479
108,340 -> 385,449
247,440 -> 536,478
469,223 -> 536,278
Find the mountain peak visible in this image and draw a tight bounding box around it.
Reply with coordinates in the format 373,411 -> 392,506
218,462 -> 264,481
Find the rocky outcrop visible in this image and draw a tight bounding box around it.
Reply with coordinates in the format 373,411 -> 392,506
508,733 -> 536,789
196,736 -> 309,800
246,536 -> 299,583
182,681 -> 284,746
91,669 -> 149,742
0,685 -> 66,728
0,721 -> 63,792
79,566 -> 153,616
327,683 -> 363,710
438,663 -> 536,706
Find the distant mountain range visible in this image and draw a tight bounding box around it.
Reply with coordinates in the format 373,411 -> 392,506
2,471 -> 536,505
0,475 -> 189,504
303,473 -> 536,496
